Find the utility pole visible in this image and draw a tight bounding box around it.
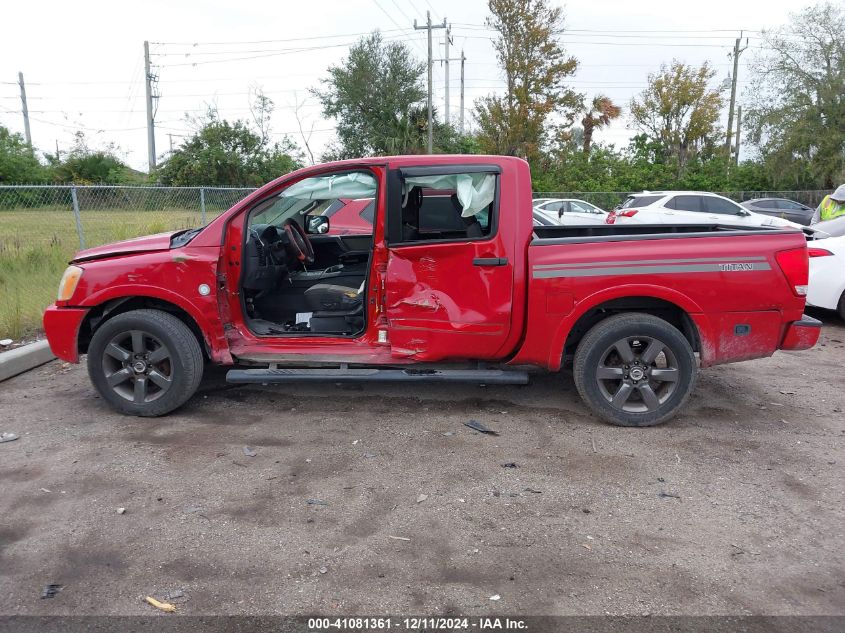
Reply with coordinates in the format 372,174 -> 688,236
443,25 -> 451,126
168,133 -> 174,154
144,41 -> 157,172
460,49 -> 465,134
18,72 -> 32,149
725,32 -> 748,164
414,12 -> 447,153
734,105 -> 742,166
435,47 -> 466,133
55,140 -> 60,161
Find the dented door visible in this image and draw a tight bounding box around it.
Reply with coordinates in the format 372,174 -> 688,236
384,240 -> 515,361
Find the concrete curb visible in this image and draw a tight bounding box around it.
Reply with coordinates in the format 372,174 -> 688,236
0,340 -> 56,382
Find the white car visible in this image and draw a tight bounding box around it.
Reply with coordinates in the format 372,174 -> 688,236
606,191 -> 804,230
807,235 -> 845,320
534,198 -> 607,226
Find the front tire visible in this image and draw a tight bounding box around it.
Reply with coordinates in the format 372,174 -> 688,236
87,309 -> 204,417
573,313 -> 697,427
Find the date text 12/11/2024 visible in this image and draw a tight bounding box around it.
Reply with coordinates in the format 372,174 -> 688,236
307,617 -> 528,630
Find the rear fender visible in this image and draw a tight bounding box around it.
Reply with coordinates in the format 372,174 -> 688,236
546,284 -> 708,370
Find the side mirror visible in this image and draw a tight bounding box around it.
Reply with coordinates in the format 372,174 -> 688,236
306,215 -> 330,234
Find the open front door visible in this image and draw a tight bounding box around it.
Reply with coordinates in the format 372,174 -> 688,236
383,166 -> 515,361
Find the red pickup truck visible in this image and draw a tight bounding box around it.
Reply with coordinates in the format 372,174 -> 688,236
43,155 -> 821,426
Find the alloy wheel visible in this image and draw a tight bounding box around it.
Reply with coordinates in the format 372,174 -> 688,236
101,330 -> 173,404
595,336 -> 680,413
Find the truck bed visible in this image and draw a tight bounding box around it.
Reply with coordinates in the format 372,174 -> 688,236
514,223 -> 810,370
532,223 -> 800,245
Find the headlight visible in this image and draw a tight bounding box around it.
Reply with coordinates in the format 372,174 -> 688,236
57,265 -> 84,302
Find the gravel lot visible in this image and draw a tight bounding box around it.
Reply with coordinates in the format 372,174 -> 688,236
1,311 -> 843,617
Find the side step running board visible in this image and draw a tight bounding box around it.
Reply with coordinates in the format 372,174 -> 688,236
226,367 -> 529,385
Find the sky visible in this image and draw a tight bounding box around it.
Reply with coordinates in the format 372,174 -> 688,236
0,0 -> 809,172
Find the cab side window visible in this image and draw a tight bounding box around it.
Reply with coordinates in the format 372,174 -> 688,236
393,171 -> 498,243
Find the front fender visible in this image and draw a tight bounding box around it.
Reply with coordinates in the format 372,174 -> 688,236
79,284 -> 231,364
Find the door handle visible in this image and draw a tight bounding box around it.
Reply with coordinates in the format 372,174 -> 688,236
473,257 -> 508,267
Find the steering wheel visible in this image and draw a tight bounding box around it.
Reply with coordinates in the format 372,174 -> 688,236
282,218 -> 315,266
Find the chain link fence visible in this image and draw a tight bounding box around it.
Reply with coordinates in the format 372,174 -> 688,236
533,190 -> 833,210
0,185 -> 833,340
0,185 -> 254,340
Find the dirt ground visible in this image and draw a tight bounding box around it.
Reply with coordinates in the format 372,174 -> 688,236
1,310 -> 843,617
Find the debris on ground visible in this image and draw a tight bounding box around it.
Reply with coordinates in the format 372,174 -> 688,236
0,433 -> 19,444
145,596 -> 176,613
0,339 -> 12,346
117,507 -> 126,515
416,493 -> 428,503
39,488 -> 51,493
243,446 -> 257,457
363,452 -> 377,459
502,462 -> 519,469
306,498 -> 327,506
388,535 -> 411,541
659,491 -> 681,500
442,431 -> 455,437
164,589 -> 186,601
591,435 -> 597,454
523,487 -> 542,494
489,594 -> 501,601
40,584 -> 63,599
464,420 -> 499,436
319,566 -> 328,574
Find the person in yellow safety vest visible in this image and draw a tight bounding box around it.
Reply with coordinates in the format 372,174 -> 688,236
812,184 -> 845,224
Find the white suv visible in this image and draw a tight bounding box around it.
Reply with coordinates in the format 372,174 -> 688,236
606,191 -> 803,230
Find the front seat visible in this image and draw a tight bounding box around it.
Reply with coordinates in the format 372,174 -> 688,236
304,282 -> 363,313
303,280 -> 366,334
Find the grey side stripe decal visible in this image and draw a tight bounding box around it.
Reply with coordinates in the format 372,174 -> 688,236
533,256 -> 767,270
533,262 -> 772,279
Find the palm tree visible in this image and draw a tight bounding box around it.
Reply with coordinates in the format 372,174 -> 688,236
581,95 -> 622,154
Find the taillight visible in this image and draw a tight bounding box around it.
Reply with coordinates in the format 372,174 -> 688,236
606,209 -> 638,225
775,247 -> 810,296
807,247 -> 833,258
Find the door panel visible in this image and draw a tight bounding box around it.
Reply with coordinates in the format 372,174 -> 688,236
385,240 -> 514,361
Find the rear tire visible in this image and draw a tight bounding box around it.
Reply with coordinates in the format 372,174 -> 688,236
838,291 -> 845,322
573,313 -> 697,427
87,309 -> 204,417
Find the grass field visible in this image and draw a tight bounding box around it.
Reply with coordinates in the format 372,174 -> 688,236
0,207 -> 219,340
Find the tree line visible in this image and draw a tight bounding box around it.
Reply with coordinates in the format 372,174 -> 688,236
0,0 -> 842,193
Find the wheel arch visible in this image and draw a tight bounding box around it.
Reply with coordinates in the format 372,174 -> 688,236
78,296 -> 211,361
557,293 -> 702,368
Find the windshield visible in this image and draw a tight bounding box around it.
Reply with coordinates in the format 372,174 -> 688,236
251,171 -> 378,228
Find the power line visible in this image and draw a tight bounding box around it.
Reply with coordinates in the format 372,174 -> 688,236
154,34 -> 425,67
151,28 -> 408,46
